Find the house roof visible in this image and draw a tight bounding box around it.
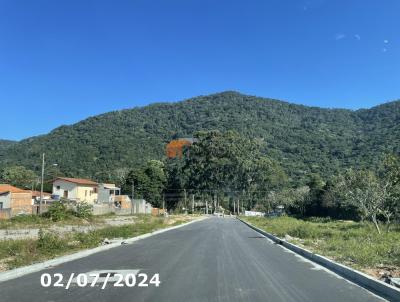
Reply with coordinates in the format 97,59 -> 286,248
55,177 -> 98,186
102,183 -> 120,190
0,184 -> 29,194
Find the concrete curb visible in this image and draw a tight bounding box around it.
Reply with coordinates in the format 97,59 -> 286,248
0,216 -> 207,283
239,218 -> 400,302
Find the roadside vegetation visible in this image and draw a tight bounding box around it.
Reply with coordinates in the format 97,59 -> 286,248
0,202 -> 111,230
0,214 -> 194,271
243,216 -> 400,278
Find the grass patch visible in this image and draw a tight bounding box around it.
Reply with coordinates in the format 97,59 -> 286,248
0,215 -> 193,270
242,216 -> 400,270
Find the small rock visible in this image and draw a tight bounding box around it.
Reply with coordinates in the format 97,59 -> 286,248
284,234 -> 293,241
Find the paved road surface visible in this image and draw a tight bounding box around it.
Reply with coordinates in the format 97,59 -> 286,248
0,217 -> 386,302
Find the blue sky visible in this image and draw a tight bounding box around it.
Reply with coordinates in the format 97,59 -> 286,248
0,0 -> 399,140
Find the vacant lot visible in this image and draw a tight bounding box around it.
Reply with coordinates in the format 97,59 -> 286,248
0,215 -> 196,271
242,216 -> 400,280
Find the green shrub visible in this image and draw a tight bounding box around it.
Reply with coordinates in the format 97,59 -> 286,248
37,229 -> 67,254
46,202 -> 70,221
75,202 -> 93,219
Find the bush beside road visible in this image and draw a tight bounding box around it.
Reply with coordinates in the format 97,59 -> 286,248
0,215 -> 196,271
242,216 -> 400,281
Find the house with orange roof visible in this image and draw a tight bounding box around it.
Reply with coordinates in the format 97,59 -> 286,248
52,177 -> 98,204
0,184 -> 33,219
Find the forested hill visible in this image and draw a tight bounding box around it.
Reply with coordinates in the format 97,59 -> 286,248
0,91 -> 399,184
0,140 -> 16,153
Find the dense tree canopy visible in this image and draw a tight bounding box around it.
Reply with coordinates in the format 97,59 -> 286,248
0,165 -> 38,189
0,92 -> 399,186
122,160 -> 166,208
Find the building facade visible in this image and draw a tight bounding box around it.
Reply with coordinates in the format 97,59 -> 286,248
98,183 -> 121,203
0,184 -> 33,218
52,177 -> 98,204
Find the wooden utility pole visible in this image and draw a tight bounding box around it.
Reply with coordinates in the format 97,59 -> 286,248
162,193 -> 165,215
131,183 -> 135,215
184,189 -> 187,213
192,194 -> 194,214
233,199 -> 236,215
39,153 -> 45,215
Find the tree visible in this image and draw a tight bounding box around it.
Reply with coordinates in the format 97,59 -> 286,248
0,165 -> 38,189
290,186 -> 311,216
334,169 -> 387,234
305,173 -> 326,216
181,130 -> 286,211
380,154 -> 400,228
123,160 -> 166,208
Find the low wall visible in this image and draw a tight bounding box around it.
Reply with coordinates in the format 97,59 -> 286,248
0,209 -> 11,220
92,204 -> 133,216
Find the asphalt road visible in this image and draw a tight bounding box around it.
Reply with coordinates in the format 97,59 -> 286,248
0,217 -> 387,302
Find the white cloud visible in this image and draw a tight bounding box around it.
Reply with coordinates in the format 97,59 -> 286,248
382,47 -> 387,52
354,34 -> 361,41
383,39 -> 389,44
335,33 -> 346,40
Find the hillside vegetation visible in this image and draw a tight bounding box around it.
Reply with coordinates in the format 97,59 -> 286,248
1,91 -> 399,185
0,140 -> 16,154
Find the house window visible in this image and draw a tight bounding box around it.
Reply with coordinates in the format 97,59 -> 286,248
93,188 -> 98,193
63,190 -> 68,198
110,190 -> 114,195
0,202 -> 3,210
85,190 -> 88,197
56,186 -> 60,190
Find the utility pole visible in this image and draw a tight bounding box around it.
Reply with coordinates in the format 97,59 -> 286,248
39,153 -> 45,215
162,193 -> 165,213
192,194 -> 194,214
205,199 -> 208,215
131,183 -> 135,215
184,189 -> 187,214
237,199 -> 240,216
233,199 -> 236,215
214,192 -> 216,213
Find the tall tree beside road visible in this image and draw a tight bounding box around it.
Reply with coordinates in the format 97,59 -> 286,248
182,130 -> 287,207
380,154 -> 400,228
331,169 -> 387,234
124,160 -> 166,208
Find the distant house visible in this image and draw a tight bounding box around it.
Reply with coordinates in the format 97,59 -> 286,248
52,177 -> 98,204
98,183 -> 121,203
0,184 -> 33,219
30,190 -> 51,204
166,138 -> 196,159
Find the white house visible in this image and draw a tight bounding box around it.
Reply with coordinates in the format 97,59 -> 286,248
52,177 -> 98,204
98,183 -> 121,203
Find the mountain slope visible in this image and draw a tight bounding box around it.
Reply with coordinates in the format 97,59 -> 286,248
0,140 -> 16,154
0,92 -> 399,184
